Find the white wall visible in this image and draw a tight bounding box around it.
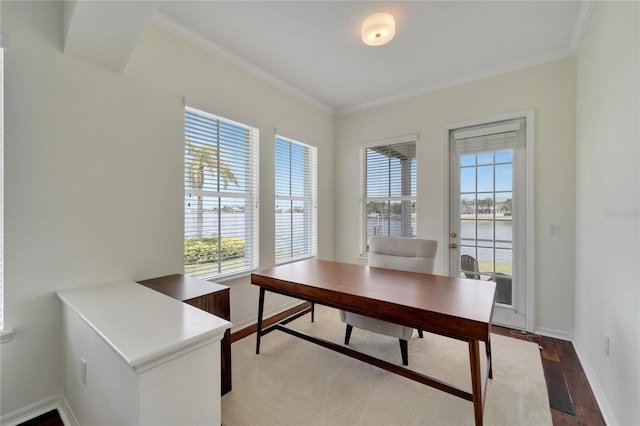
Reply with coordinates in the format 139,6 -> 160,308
0,1 -> 334,418
575,2 -> 640,425
335,58 -> 577,337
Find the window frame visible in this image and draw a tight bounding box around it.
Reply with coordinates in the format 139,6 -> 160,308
274,135 -> 318,264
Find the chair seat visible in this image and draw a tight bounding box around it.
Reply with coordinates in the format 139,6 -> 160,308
339,310 -> 414,340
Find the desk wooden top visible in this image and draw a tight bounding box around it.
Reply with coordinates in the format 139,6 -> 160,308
138,274 -> 228,302
252,259 -> 496,341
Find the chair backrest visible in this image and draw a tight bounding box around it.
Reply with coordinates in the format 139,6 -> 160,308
460,254 -> 480,279
368,237 -> 437,274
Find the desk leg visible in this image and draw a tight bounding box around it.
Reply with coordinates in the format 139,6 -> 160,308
486,335 -> 493,379
469,339 -> 483,426
256,287 -> 265,355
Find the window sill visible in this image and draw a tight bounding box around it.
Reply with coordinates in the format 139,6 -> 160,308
1,328 -> 14,344
274,255 -> 315,267
212,273 -> 250,286
199,271 -> 254,286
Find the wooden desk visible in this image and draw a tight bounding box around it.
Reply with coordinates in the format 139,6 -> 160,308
138,274 -> 232,395
251,259 -> 496,425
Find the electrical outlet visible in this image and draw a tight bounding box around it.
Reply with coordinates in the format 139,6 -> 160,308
604,336 -> 610,356
80,358 -> 87,385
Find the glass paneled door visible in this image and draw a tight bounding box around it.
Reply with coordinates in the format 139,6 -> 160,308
448,119 -> 527,329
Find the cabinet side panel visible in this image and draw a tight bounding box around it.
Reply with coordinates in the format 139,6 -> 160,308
62,307 -> 138,425
138,342 -> 220,426
186,289 -> 232,394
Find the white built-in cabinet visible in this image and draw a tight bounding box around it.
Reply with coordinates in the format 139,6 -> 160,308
57,280 -> 231,426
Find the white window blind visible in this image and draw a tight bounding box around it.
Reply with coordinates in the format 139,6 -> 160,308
453,121 -> 521,154
184,107 -> 259,280
275,135 -> 317,264
360,138 -> 417,255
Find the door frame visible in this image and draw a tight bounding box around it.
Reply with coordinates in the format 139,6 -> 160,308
442,109 -> 535,331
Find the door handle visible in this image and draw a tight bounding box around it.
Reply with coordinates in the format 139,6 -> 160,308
449,243 -> 458,249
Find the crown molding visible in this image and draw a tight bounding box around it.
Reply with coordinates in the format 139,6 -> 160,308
337,46 -> 575,115
570,0 -> 595,52
152,10 -> 582,117
151,12 -> 334,115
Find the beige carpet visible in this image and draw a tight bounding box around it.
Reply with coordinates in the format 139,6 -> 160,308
222,305 -> 552,425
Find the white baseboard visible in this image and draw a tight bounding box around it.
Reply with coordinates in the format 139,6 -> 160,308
230,300 -> 303,333
572,341 -> 618,426
1,394 -> 61,426
0,394 -> 78,426
58,395 -> 79,426
533,326 -> 574,341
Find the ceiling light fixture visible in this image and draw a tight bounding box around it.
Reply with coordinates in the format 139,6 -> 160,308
361,12 -> 396,46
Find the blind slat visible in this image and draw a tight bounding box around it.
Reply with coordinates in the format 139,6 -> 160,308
455,132 -> 517,155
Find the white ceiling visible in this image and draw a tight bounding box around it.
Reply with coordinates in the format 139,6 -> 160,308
64,1 -> 591,114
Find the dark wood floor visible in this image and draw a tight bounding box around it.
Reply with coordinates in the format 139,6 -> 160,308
17,409 -> 64,426
21,318 -> 606,426
492,325 -> 606,425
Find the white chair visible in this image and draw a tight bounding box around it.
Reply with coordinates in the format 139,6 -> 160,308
339,236 -> 438,365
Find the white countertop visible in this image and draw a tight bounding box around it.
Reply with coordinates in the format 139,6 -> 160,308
57,280 -> 231,369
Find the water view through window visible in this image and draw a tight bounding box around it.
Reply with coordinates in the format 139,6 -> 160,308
459,149 -> 513,305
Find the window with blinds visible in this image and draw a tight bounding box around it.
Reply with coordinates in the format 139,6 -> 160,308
184,107 -> 259,279
360,137 -> 417,255
275,135 -> 317,264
